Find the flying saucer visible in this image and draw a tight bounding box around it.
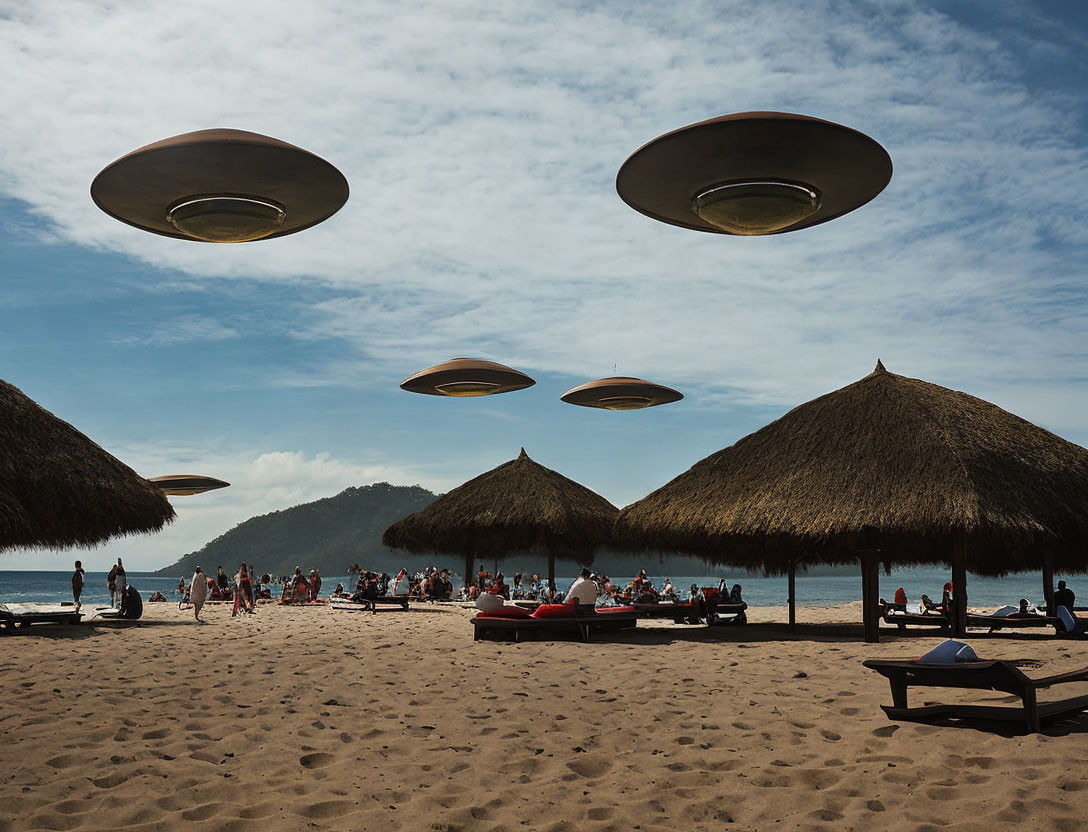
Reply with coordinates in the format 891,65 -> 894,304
616,112 -> 891,236
91,129 -> 349,242
561,377 -> 683,410
400,359 -> 536,397
149,474 -> 231,496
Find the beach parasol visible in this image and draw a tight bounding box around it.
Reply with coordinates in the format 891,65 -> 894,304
383,448 -> 617,591
400,358 -> 535,397
91,129 -> 349,242
0,379 -> 175,551
561,376 -> 683,410
149,474 -> 230,496
616,112 -> 891,236
615,361 -> 1088,641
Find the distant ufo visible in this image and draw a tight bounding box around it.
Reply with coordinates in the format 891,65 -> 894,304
616,112 -> 891,236
400,358 -> 536,397
149,475 -> 231,496
91,128 -> 349,243
561,377 -> 683,410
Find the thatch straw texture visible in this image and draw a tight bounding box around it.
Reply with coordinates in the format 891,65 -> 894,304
383,448 -> 617,559
615,362 -> 1088,576
0,379 -> 176,551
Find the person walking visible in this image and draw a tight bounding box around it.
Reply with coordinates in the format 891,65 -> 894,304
107,562 -> 118,607
72,560 -> 85,610
190,566 -> 208,622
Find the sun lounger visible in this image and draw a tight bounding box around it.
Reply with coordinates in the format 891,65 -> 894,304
863,658 -> 1088,733
372,595 -> 410,610
472,610 -> 638,642
632,599 -> 706,623
879,601 -> 950,630
0,603 -> 82,633
965,612 -> 1058,633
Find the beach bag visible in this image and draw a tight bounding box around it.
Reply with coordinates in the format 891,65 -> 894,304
1057,606 -> 1077,633
916,639 -> 977,664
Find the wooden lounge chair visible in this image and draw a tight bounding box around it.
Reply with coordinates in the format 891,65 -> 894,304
632,599 -> 707,624
472,610 -> 638,643
965,612 -> 1058,633
879,601 -> 950,631
0,603 -> 83,634
371,595 -> 410,610
863,658 -> 1088,733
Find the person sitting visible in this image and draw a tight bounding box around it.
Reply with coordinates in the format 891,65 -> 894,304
1012,598 -> 1040,617
494,572 -> 510,598
148,591 -> 167,602
332,582 -> 346,597
892,587 -> 908,611
728,584 -> 743,604
564,568 -> 598,611
1055,580 -> 1076,613
920,593 -> 942,613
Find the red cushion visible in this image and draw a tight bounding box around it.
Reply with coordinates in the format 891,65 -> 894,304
532,603 -> 578,619
477,605 -> 532,619
597,605 -> 634,614
701,587 -> 720,601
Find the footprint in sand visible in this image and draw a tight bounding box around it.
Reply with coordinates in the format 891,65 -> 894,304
565,756 -> 612,778
141,728 -> 170,740
45,754 -> 84,769
181,803 -> 221,821
299,752 -> 336,769
296,800 -> 355,819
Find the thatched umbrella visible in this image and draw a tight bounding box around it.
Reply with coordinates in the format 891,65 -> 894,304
615,361 -> 1088,641
0,379 -> 175,551
383,448 -> 618,590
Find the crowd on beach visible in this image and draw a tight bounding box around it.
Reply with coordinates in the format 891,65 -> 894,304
461,566 -> 745,608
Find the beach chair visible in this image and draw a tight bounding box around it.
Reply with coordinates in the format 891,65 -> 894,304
879,601 -> 950,631
472,609 -> 638,642
0,603 -> 83,634
863,658 -> 1088,733
965,612 -> 1058,633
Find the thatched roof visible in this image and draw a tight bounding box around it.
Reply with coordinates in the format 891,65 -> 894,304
0,379 -> 176,551
615,362 -> 1088,575
383,448 -> 618,559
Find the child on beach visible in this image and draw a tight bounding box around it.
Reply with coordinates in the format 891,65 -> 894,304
72,561 -> 85,610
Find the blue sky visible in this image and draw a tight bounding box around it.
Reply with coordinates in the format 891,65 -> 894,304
1,0 -> 1087,570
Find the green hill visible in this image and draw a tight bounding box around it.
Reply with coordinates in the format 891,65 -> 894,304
153,482 -> 439,578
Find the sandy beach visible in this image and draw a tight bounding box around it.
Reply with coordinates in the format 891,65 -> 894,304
2,602 -> 1087,832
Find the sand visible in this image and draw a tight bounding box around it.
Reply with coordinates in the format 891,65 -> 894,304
2,601 -> 1087,832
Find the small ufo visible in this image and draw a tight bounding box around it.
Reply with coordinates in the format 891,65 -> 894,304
91,129 -> 349,243
616,112 -> 891,236
149,474 -> 231,496
561,377 -> 683,411
400,359 -> 536,397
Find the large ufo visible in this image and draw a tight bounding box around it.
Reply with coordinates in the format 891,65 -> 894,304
616,112 -> 891,236
561,376 -> 683,411
91,129 -> 349,243
400,358 -> 536,397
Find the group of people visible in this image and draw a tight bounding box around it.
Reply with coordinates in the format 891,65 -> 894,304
182,563 -> 264,622
887,580 -> 1077,619
461,566 -> 744,608
343,567 -> 455,603
279,567 -> 324,602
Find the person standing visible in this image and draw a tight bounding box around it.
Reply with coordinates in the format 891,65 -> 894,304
107,562 -> 118,607
72,561 -> 85,610
114,559 -> 127,611
190,566 -> 208,622
309,568 -> 322,601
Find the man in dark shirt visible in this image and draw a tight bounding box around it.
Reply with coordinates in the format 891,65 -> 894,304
217,566 -> 229,589
1055,580 -> 1076,612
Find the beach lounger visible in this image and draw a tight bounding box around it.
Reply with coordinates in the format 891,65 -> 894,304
472,610 -> 638,642
863,658 -> 1088,733
965,613 -> 1058,633
0,603 -> 82,633
879,602 -> 950,631
632,599 -> 706,623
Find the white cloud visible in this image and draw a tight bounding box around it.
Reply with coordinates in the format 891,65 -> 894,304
110,314 -> 238,346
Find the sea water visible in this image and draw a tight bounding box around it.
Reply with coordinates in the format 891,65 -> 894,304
0,565 -> 1072,610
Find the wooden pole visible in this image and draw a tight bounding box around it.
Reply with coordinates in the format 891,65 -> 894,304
788,561 -> 796,630
548,552 -> 555,598
860,550 -> 880,643
951,532 -> 968,638
1043,552 -> 1055,612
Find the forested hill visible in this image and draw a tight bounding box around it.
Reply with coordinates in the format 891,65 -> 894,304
153,483 -> 438,578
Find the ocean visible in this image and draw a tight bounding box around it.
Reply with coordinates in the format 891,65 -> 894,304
0,565 -> 1068,610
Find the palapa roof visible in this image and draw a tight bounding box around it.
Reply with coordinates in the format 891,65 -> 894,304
0,379 -> 176,551
615,362 -> 1088,575
383,448 -> 618,559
